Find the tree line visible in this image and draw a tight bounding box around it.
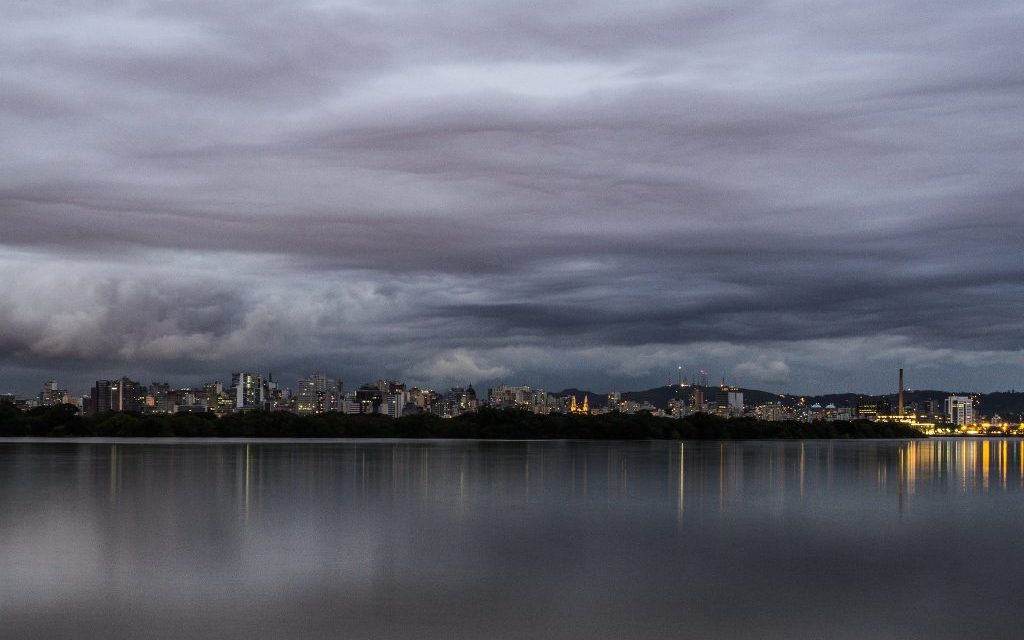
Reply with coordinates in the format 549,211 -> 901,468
0,402 -> 925,439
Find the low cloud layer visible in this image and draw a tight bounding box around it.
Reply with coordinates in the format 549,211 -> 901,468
2,1 -> 1023,395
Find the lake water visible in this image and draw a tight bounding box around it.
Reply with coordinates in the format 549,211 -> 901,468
1,438 -> 1022,639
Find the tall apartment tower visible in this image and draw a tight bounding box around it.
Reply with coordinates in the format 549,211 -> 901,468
691,387 -> 704,410
91,380 -> 114,414
231,372 -> 265,410
116,377 -> 145,412
296,373 -> 338,415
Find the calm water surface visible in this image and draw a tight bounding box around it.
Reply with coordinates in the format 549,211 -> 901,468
1,438 -> 1022,639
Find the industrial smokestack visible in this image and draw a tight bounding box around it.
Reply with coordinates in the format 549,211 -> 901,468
898,369 -> 905,416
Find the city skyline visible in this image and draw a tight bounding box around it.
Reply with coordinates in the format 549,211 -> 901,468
1,364 -> 1013,407
8,367 -> 1016,435
3,1 -> 1023,396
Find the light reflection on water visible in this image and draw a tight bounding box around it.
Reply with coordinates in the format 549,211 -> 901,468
1,438 -> 1023,640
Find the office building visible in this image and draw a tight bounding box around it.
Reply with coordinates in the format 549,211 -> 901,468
91,380 -> 114,414
945,396 -> 975,426
715,385 -> 744,416
39,380 -> 68,407
231,372 -> 264,410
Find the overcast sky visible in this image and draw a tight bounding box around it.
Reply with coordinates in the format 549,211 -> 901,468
2,0 -> 1023,397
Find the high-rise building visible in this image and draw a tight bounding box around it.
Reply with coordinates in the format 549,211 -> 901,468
231,372 -> 264,410
691,387 -> 704,411
201,381 -> 229,413
39,380 -> 68,407
117,377 -> 145,412
296,373 -> 325,415
148,382 -> 174,413
444,386 -> 478,414
295,373 -> 340,414
464,385 -> 479,411
715,385 -> 744,416
488,384 -> 533,408
669,397 -> 687,418
376,379 -> 405,395
945,396 -> 975,426
355,384 -> 383,414
384,394 -> 404,419
91,380 -> 114,414
341,392 -> 362,414
607,391 -> 621,411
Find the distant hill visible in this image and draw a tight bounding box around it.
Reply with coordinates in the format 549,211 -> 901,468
974,392 -> 1024,418
622,385 -> 779,408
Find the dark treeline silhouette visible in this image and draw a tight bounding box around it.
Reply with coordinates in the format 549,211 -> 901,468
0,402 -> 925,439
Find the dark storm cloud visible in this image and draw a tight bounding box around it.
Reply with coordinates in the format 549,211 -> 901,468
2,0 -> 1023,395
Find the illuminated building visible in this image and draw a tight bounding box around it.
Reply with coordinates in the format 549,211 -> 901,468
856,402 -> 878,420
355,384 -> 383,414
809,403 -> 837,421
446,386 -> 479,413
715,385 -> 744,417
296,373 -> 339,415
669,398 -> 687,418
945,395 -> 975,426
376,379 -> 404,395
231,372 -> 264,410
529,388 -> 547,412
755,403 -> 789,422
384,394 -> 404,419
39,380 -> 68,407
488,384 -> 533,408
569,395 -> 590,414
607,391 -> 621,410
691,387 -> 704,411
117,377 -> 146,412
149,382 -> 174,413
